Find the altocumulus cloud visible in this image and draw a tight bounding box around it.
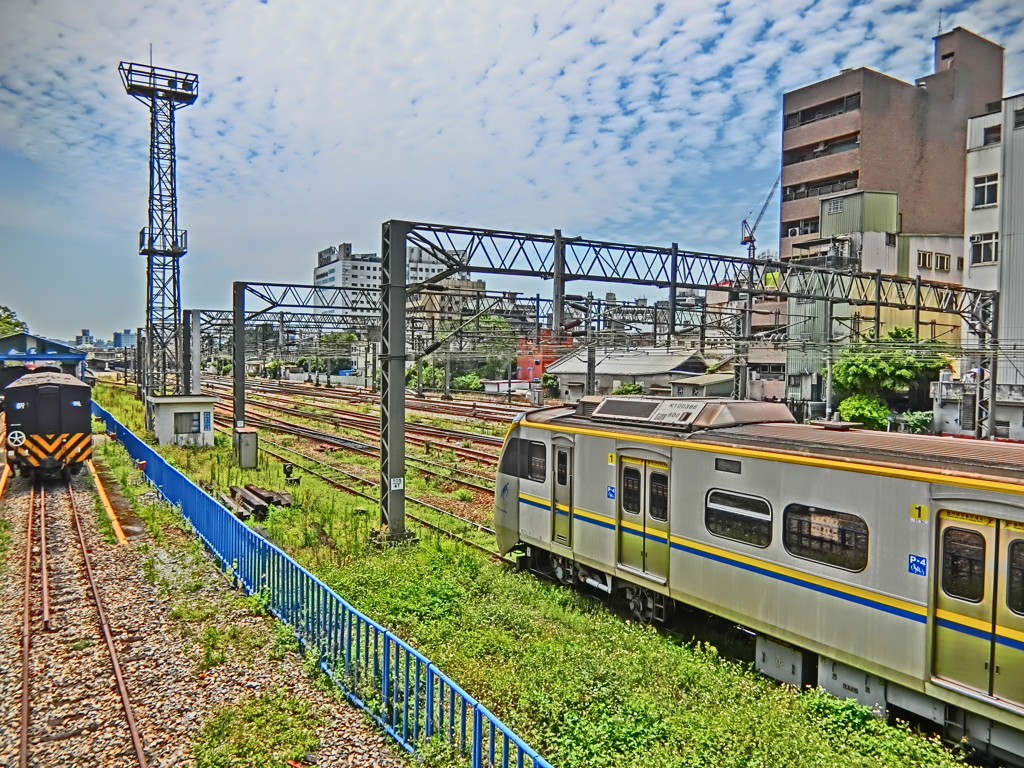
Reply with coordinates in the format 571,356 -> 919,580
0,0 -> 1021,335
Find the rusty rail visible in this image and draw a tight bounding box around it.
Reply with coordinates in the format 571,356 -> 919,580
66,480 -> 150,767
39,486 -> 51,631
19,485 -> 35,768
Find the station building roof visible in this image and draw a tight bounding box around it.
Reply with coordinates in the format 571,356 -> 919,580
546,348 -> 703,377
0,333 -> 85,363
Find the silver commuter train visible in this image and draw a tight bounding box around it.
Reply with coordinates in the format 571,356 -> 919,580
494,395 -> 1024,764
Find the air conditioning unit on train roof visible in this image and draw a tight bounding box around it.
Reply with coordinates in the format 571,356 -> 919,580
587,396 -> 796,431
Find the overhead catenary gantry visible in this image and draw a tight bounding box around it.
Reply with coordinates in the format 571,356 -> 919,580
119,61 -> 198,420
379,220 -> 1000,541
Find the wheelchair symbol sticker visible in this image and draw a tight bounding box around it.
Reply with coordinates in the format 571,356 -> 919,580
607,486 -> 616,500
908,555 -> 927,576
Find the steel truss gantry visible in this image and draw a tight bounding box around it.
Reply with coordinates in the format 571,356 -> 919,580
120,62 -> 198,412
380,221 -> 1000,539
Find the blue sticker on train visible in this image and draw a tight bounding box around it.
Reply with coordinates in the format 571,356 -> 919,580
909,555 -> 927,576
607,486 -> 616,500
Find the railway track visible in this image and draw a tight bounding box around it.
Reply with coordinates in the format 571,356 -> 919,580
211,408 -> 497,492
254,438 -> 510,564
201,375 -> 528,423
10,478 -> 149,767
204,384 -> 503,466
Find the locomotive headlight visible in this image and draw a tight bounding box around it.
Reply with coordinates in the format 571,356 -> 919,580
6,430 -> 26,448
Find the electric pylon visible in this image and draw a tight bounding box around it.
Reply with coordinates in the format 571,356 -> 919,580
119,61 -> 199,412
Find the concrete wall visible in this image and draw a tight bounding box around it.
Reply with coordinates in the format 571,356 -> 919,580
998,94 -> 1024,385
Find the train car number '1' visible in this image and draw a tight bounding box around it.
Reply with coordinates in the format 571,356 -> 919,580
908,555 -> 927,576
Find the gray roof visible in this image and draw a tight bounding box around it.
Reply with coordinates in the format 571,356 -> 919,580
547,348 -> 699,376
671,373 -> 734,386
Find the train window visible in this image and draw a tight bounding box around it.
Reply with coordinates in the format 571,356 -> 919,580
622,468 -> 641,514
715,458 -> 741,474
705,490 -> 772,548
556,451 -> 568,486
649,473 -> 669,521
1009,541 -> 1024,615
499,437 -> 523,476
527,442 -> 546,482
174,411 -> 201,434
941,528 -> 986,603
783,504 -> 868,571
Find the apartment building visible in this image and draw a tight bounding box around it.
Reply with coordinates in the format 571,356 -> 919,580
777,27 -> 1003,407
781,27 -> 1003,259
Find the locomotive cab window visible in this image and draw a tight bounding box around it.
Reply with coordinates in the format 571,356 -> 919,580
706,490 -> 772,548
174,411 -> 201,434
649,473 -> 669,522
941,528 -> 986,603
783,504 -> 868,571
1008,540 -> 1024,615
499,437 -> 523,476
622,467 -> 642,514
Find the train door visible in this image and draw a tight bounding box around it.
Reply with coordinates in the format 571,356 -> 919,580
37,385 -> 61,434
617,457 -> 670,582
551,446 -> 573,547
643,461 -> 670,581
934,511 -> 996,694
994,521 -> 1024,706
618,458 -> 646,572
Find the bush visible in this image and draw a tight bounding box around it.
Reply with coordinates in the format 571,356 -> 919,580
542,371 -> 560,398
452,371 -> 483,391
612,382 -> 643,395
838,394 -> 891,430
901,410 -> 934,434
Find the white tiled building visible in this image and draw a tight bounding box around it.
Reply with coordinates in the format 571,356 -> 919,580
312,243 -> 454,316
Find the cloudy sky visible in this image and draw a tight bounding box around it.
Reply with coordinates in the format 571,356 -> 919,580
1,0 -> 1022,339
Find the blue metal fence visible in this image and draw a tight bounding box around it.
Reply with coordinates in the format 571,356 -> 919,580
92,402 -> 552,768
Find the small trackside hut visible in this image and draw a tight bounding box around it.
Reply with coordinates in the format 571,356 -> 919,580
3,372 -> 93,479
495,394 -> 1024,765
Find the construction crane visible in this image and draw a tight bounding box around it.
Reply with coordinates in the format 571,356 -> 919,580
741,171 -> 782,259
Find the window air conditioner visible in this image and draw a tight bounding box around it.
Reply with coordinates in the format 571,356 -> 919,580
969,234 -> 982,243
788,228 -> 800,237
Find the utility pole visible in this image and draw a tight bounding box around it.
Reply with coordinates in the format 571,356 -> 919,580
586,292 -> 596,397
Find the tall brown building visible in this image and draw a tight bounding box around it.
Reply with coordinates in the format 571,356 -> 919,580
780,27 -> 1003,260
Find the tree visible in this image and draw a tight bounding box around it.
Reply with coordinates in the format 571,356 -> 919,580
441,314 -> 518,379
831,327 -> 949,397
831,327 -> 950,430
0,306 -> 27,338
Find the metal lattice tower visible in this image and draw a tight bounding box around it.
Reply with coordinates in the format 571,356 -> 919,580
119,62 -> 198,401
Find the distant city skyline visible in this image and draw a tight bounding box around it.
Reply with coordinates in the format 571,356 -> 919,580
1,0 -> 1022,338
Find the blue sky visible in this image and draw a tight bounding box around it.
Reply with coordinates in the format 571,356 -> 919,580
1,0 -> 1022,339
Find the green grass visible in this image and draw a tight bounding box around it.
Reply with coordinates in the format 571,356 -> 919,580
191,688 -> 323,768
93,382 -> 962,768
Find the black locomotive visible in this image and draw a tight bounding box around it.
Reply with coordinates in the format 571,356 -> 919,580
3,372 -> 93,479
